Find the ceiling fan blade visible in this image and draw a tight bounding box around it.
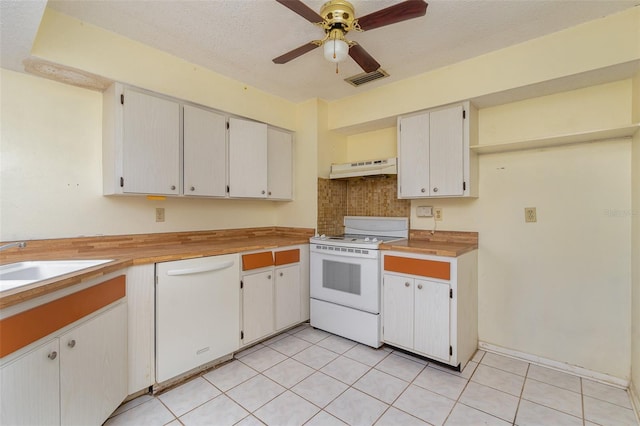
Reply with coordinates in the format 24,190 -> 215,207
275,0 -> 323,23
349,44 -> 381,73
273,42 -> 319,64
357,0 -> 428,31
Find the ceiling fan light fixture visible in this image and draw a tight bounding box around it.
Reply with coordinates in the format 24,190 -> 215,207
324,38 -> 349,63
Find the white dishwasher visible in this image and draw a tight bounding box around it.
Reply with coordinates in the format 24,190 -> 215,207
156,253 -> 240,383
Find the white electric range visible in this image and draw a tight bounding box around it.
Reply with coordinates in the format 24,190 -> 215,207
309,216 -> 409,347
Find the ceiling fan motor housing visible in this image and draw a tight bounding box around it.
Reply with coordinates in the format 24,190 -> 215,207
320,0 -> 357,32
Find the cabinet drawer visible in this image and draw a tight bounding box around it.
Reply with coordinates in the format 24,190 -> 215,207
384,256 -> 450,280
274,249 -> 300,266
242,252 -> 274,271
0,275 -> 126,358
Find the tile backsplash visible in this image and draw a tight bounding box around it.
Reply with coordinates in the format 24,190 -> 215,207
317,176 -> 410,236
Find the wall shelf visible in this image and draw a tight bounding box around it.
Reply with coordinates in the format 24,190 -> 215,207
470,123 -> 639,154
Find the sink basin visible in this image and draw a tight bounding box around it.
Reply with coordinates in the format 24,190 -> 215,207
0,260 -> 113,292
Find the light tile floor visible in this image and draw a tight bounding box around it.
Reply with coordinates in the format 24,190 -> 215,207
105,323 -> 639,426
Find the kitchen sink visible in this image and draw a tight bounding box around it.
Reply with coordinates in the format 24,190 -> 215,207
0,260 -> 113,292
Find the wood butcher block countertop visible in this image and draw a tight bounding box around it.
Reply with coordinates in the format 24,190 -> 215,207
0,227 -> 314,309
379,230 -> 478,257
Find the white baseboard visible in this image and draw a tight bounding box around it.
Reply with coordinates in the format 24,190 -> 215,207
478,341 -> 629,389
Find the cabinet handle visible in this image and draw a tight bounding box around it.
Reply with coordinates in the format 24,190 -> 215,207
48,351 -> 57,360
67,339 -> 76,348
405,282 -> 410,287
421,188 -> 426,193
433,187 -> 439,193
267,275 -> 271,280
417,284 -> 423,290
190,186 -> 195,191
268,191 -> 272,196
279,272 -> 283,277
261,190 -> 266,195
171,185 -> 176,191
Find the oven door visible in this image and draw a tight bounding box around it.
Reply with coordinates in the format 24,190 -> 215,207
310,244 -> 380,314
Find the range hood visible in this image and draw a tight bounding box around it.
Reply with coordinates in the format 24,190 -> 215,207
329,158 -> 397,179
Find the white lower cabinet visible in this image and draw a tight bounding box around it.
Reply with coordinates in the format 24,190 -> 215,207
242,270 -> 275,344
383,274 -> 450,361
275,264 -> 301,331
0,339 -> 60,426
414,279 -> 450,360
126,264 -> 156,395
382,250 -> 477,368
60,302 -> 127,425
241,246 -> 307,346
0,302 -> 127,426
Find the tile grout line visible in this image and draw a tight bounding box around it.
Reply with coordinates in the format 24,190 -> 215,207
111,333 -> 637,426
512,362 -> 532,426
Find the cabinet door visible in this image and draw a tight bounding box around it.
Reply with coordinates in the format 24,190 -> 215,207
126,264 -> 156,394
228,117 -> 268,198
242,270 -> 274,344
382,274 -> 414,349
267,127 -> 293,200
60,303 -> 127,426
184,105 -> 227,197
275,264 -> 301,330
0,339 -> 60,426
414,279 -> 450,361
429,105 -> 464,196
122,88 -> 180,195
398,112 -> 430,198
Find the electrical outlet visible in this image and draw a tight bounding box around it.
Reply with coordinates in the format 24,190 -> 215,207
525,207 -> 537,223
155,207 -> 165,222
434,208 -> 443,221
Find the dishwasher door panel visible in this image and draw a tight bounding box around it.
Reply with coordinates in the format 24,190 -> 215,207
156,253 -> 240,383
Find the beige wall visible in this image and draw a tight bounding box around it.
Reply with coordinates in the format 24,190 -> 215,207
346,127 -> 397,162
1,8 -> 318,240
275,99 -> 320,229
327,7 -> 640,131
316,99 -> 347,179
32,9 -> 296,131
336,81 -> 635,381
631,71 -> 640,407
0,69 -> 288,240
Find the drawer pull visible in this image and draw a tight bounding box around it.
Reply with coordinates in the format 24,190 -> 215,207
67,339 -> 76,348
417,284 -> 423,290
48,351 -> 57,360
405,282 -> 410,287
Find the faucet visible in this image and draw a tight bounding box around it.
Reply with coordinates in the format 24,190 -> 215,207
0,242 -> 27,252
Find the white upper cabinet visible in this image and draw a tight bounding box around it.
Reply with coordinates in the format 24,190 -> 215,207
104,83 -> 294,200
183,105 -> 227,197
267,127 -> 293,200
397,112 -> 430,197
398,102 -> 477,198
103,84 -> 181,195
429,105 -> 465,196
228,117 -> 268,198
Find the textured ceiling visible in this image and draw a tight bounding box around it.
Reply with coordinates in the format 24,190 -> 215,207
5,0 -> 640,102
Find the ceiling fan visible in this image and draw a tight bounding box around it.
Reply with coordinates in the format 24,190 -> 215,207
273,0 -> 428,73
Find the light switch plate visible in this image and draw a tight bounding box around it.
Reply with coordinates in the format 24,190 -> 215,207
416,206 -> 433,217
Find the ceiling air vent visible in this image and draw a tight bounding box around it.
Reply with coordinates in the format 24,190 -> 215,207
344,69 -> 389,87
